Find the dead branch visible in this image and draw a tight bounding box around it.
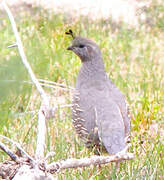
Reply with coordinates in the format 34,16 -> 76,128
39,82 -> 73,91
35,108 -> 47,159
0,160 -> 20,179
0,79 -> 73,91
0,135 -> 35,163
0,142 -> 20,163
2,1 -> 49,106
47,151 -> 134,173
2,1 -> 49,160
8,43 -> 17,48
39,79 -> 75,90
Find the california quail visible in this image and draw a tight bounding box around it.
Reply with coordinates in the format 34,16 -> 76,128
66,30 -> 130,155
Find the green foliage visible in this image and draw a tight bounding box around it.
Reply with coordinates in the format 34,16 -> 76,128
0,1 -> 163,179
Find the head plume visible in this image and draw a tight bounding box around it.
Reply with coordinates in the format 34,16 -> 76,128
65,29 -> 75,39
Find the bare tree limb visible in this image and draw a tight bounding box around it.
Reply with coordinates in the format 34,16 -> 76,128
0,142 -> 20,163
2,1 -> 49,106
47,151 -> 134,173
35,108 -> 47,159
2,1 -> 49,160
0,135 -> 35,163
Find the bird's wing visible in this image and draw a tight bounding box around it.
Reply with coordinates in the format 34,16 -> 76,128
71,89 -> 99,146
108,79 -> 131,136
95,97 -> 126,155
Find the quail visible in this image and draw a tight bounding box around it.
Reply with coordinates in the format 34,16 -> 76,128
66,30 -> 130,155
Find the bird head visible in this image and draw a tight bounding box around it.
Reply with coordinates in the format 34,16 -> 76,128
66,29 -> 101,62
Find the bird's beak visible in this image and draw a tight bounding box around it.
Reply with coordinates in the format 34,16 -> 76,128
67,46 -> 73,50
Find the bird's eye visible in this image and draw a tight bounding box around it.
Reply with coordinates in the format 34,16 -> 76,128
79,44 -> 85,48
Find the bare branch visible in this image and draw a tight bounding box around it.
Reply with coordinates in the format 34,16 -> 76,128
8,43 -> 17,48
2,1 -> 49,106
47,151 -> 134,173
2,2 -> 50,160
39,82 -> 73,91
38,79 -> 75,90
0,135 -> 35,163
44,152 -> 56,161
60,104 -> 73,108
12,105 -> 72,118
0,142 -> 20,162
35,109 -> 47,159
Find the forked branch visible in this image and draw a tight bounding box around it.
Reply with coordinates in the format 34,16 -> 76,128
2,1 -> 49,160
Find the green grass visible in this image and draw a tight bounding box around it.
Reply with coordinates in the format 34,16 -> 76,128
0,1 -> 164,179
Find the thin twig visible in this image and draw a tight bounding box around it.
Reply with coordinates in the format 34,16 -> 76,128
13,110 -> 38,117
0,80 -> 32,84
8,43 -> 17,48
0,135 -> 35,163
39,82 -> 73,91
39,79 -> 75,90
60,104 -> 73,108
0,142 -> 20,162
0,80 -> 73,91
44,152 -> 56,161
13,104 -> 72,117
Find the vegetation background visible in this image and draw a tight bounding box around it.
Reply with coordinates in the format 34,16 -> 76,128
0,0 -> 163,179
